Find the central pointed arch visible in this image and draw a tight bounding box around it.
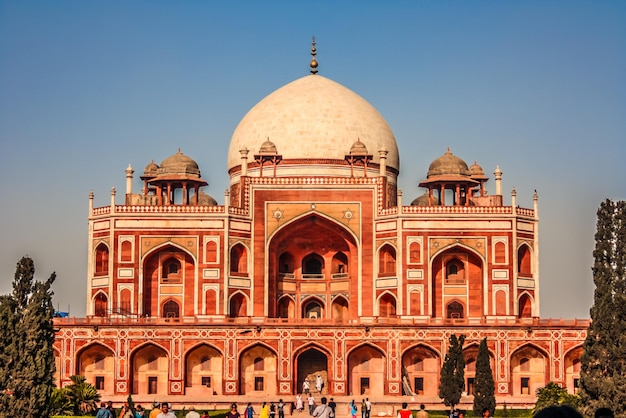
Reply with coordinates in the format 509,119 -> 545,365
141,243 -> 196,318
267,213 -> 359,319
430,244 -> 485,318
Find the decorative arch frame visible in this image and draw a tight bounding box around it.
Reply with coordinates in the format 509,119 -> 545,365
429,242 -> 488,317
92,290 -> 109,317
229,241 -> 251,276
93,241 -> 110,277
517,242 -> 533,276
277,294 -> 296,319
375,290 -> 397,317
266,211 -> 361,317
128,341 -> 171,395
509,342 -> 550,396
446,299 -> 465,319
140,241 -> 199,316
376,241 -> 397,277
301,295 -> 326,320
228,290 -> 251,317
518,291 -> 536,318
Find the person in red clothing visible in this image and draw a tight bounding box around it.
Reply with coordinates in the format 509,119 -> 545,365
397,403 -> 412,418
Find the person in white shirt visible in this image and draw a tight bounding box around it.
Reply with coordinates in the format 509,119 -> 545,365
186,406 -> 201,418
312,397 -> 332,418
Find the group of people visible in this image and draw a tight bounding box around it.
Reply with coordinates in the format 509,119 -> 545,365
96,401 -> 145,418
96,401 -> 210,418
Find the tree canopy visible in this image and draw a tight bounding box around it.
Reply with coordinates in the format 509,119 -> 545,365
473,338 -> 495,416
439,333 -> 466,409
0,256 -> 56,418
579,199 -> 626,416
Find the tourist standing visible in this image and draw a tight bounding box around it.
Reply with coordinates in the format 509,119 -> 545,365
278,399 -> 285,418
260,402 -> 270,418
315,375 -> 323,393
135,405 -> 145,418
156,403 -> 176,418
303,379 -> 311,395
108,401 -> 118,418
187,406 -> 201,418
120,402 -> 134,418
246,403 -> 255,418
416,404 -> 428,418
270,402 -> 276,418
365,399 -> 371,418
360,400 -> 366,418
308,395 -> 315,415
296,395 -> 304,413
312,397 -> 332,418
149,403 -> 162,418
328,398 -> 336,418
350,400 -> 358,418
97,403 -> 113,418
397,403 -> 412,418
227,404 -> 241,418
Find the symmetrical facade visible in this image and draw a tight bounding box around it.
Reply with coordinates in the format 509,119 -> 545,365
53,47 -> 587,406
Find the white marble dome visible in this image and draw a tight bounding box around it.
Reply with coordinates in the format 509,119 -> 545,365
227,74 -> 399,173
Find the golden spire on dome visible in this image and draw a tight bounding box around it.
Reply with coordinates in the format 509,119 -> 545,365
310,36 -> 318,74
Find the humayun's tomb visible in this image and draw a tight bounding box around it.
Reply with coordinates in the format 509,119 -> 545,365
52,41 -> 588,410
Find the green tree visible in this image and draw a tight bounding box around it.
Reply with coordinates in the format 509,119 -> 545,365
579,200 -> 626,417
473,338 -> 495,416
0,256 -> 56,418
534,382 -> 582,414
65,375 -> 100,416
439,333 -> 466,411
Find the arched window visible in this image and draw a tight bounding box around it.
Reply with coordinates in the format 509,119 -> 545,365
494,241 -> 506,263
518,245 -> 532,276
331,252 -> 349,278
94,293 -> 108,317
409,241 -> 421,264
279,252 -> 295,274
303,300 -> 323,319
163,258 -> 180,276
302,254 -> 324,278
229,293 -> 247,318
379,293 -> 397,317
94,243 -> 109,276
120,240 -> 133,262
163,300 -> 180,318
205,240 -> 217,263
230,244 -> 248,276
445,258 -> 465,284
519,294 -> 532,318
331,296 -> 349,321
119,289 -> 131,314
379,244 -> 396,276
447,301 -> 464,319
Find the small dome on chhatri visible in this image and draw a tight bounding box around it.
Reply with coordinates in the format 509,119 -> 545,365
411,191 -> 440,206
258,138 -> 278,155
143,160 -> 159,177
427,148 -> 470,178
469,160 -> 487,179
197,190 -> 217,206
158,149 -> 201,177
349,138 -> 369,156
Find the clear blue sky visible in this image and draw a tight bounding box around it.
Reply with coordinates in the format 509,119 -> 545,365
1,1 -> 624,318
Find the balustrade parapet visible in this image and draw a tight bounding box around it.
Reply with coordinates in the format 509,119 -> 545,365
53,315 -> 589,328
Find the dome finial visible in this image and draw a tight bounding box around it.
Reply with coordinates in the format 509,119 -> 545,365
310,36 -> 318,74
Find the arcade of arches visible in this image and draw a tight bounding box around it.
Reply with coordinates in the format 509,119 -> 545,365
59,331 -> 584,399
